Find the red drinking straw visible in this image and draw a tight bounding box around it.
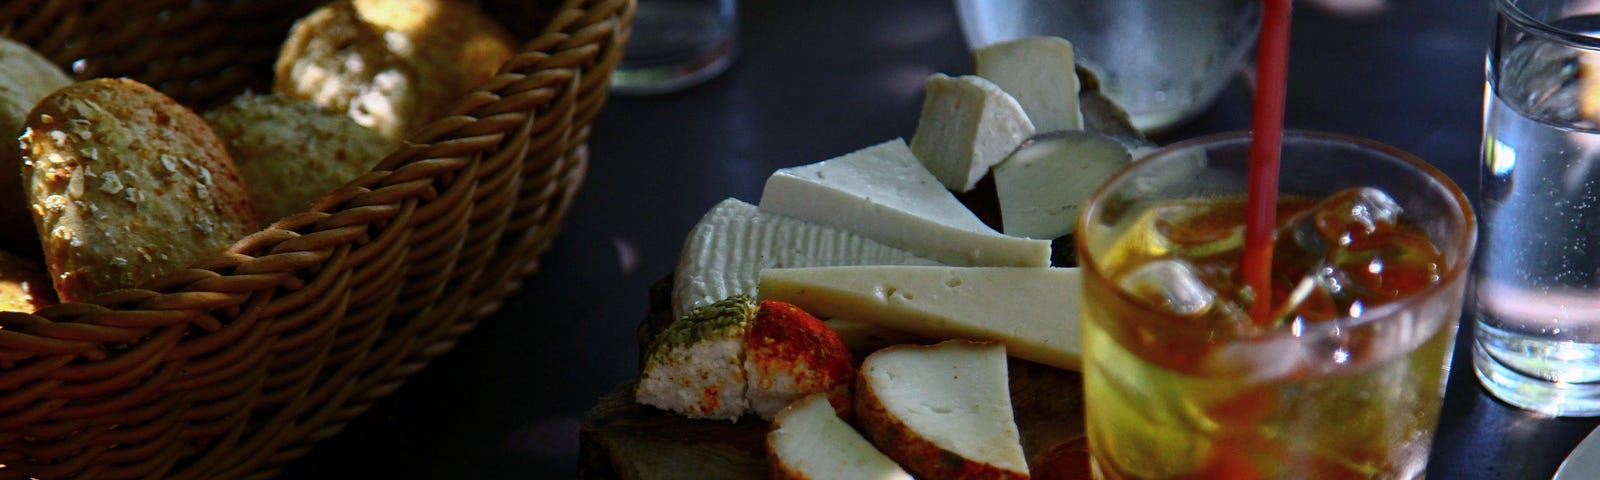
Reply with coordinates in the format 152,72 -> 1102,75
1244,0 -> 1294,326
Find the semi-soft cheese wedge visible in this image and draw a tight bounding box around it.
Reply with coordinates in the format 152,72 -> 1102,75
767,393 -> 914,480
855,341 -> 1028,480
994,131 -> 1132,239
672,198 -> 938,318
758,139 -> 1052,267
976,36 -> 1083,133
910,74 -> 1036,192
759,265 -> 1083,371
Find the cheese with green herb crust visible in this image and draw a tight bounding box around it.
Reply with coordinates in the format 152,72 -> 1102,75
758,265 -> 1085,371
910,74 -> 1035,192
636,295 -> 759,421
758,139 -> 1052,267
976,36 -> 1083,133
672,198 -> 937,318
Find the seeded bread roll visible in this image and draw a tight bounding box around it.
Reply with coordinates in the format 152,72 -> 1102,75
205,93 -> 394,222
275,0 -> 516,140
20,78 -> 258,302
0,248 -> 56,313
0,37 -> 73,256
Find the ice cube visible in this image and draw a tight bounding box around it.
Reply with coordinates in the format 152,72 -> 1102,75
1118,259 -> 1218,317
1289,187 -> 1402,252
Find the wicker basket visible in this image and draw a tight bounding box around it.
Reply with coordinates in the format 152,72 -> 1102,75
0,0 -> 632,478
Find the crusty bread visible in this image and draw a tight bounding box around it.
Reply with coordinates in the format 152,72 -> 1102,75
0,37 -> 73,256
205,93 -> 394,221
854,340 -> 1029,480
20,78 -> 258,302
0,248 -> 56,313
275,0 -> 516,140
352,0 -> 516,119
767,393 -> 913,480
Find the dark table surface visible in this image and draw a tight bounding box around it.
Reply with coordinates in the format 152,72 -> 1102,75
281,0 -> 1600,478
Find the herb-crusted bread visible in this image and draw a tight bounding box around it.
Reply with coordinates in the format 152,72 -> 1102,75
204,93 -> 394,222
21,78 -> 258,302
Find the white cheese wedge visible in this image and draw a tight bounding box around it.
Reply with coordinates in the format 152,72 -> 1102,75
994,131 -> 1132,239
758,139 -> 1052,267
909,74 -> 1036,192
976,36 -> 1083,133
759,265 -> 1083,371
856,341 -> 1029,479
672,198 -> 938,318
768,393 -> 914,480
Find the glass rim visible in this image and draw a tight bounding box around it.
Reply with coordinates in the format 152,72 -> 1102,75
1077,129 -> 1476,341
1495,0 -> 1600,51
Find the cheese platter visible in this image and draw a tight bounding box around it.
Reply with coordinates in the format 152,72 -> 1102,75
580,36 -> 1149,480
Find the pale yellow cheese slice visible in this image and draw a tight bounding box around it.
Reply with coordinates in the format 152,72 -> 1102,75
758,265 -> 1083,371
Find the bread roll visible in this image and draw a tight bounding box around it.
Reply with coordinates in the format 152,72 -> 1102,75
275,0 -> 516,141
0,248 -> 55,313
205,93 -> 394,221
0,37 -> 73,256
20,78 -> 258,302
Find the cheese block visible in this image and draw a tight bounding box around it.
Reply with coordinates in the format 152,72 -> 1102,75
994,131 -> 1132,239
758,139 -> 1052,267
636,296 -> 758,421
855,341 -> 1029,480
976,36 -> 1083,133
909,74 -> 1035,192
767,393 -> 913,480
672,198 -> 938,318
759,265 -> 1083,371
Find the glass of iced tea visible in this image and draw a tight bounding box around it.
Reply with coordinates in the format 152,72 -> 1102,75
1076,130 -> 1475,479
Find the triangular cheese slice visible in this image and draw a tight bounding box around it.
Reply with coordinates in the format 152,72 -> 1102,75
758,139 -> 1051,267
759,265 -> 1083,371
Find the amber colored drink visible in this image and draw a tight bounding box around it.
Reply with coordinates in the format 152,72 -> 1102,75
1077,131 -> 1475,480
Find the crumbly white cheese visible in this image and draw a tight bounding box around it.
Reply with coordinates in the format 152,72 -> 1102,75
672,198 -> 937,318
994,131 -> 1132,239
976,36 -> 1084,133
860,341 -> 1028,476
909,74 -> 1035,192
758,139 -> 1052,267
758,265 -> 1084,371
768,394 -> 914,480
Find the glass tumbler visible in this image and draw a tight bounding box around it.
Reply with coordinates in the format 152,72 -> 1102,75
611,0 -> 737,95
1078,131 -> 1475,478
1475,0 -> 1600,417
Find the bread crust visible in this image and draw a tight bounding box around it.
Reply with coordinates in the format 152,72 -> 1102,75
275,0 -> 516,140
21,78 -> 258,302
0,248 -> 56,313
204,93 -> 394,221
0,38 -> 73,255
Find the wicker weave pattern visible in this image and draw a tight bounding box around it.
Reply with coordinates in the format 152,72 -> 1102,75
0,0 -> 631,478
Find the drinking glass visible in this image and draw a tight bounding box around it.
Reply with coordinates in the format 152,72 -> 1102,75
1077,131 -> 1476,478
954,0 -> 1260,134
611,0 -> 737,95
1474,0 -> 1600,417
